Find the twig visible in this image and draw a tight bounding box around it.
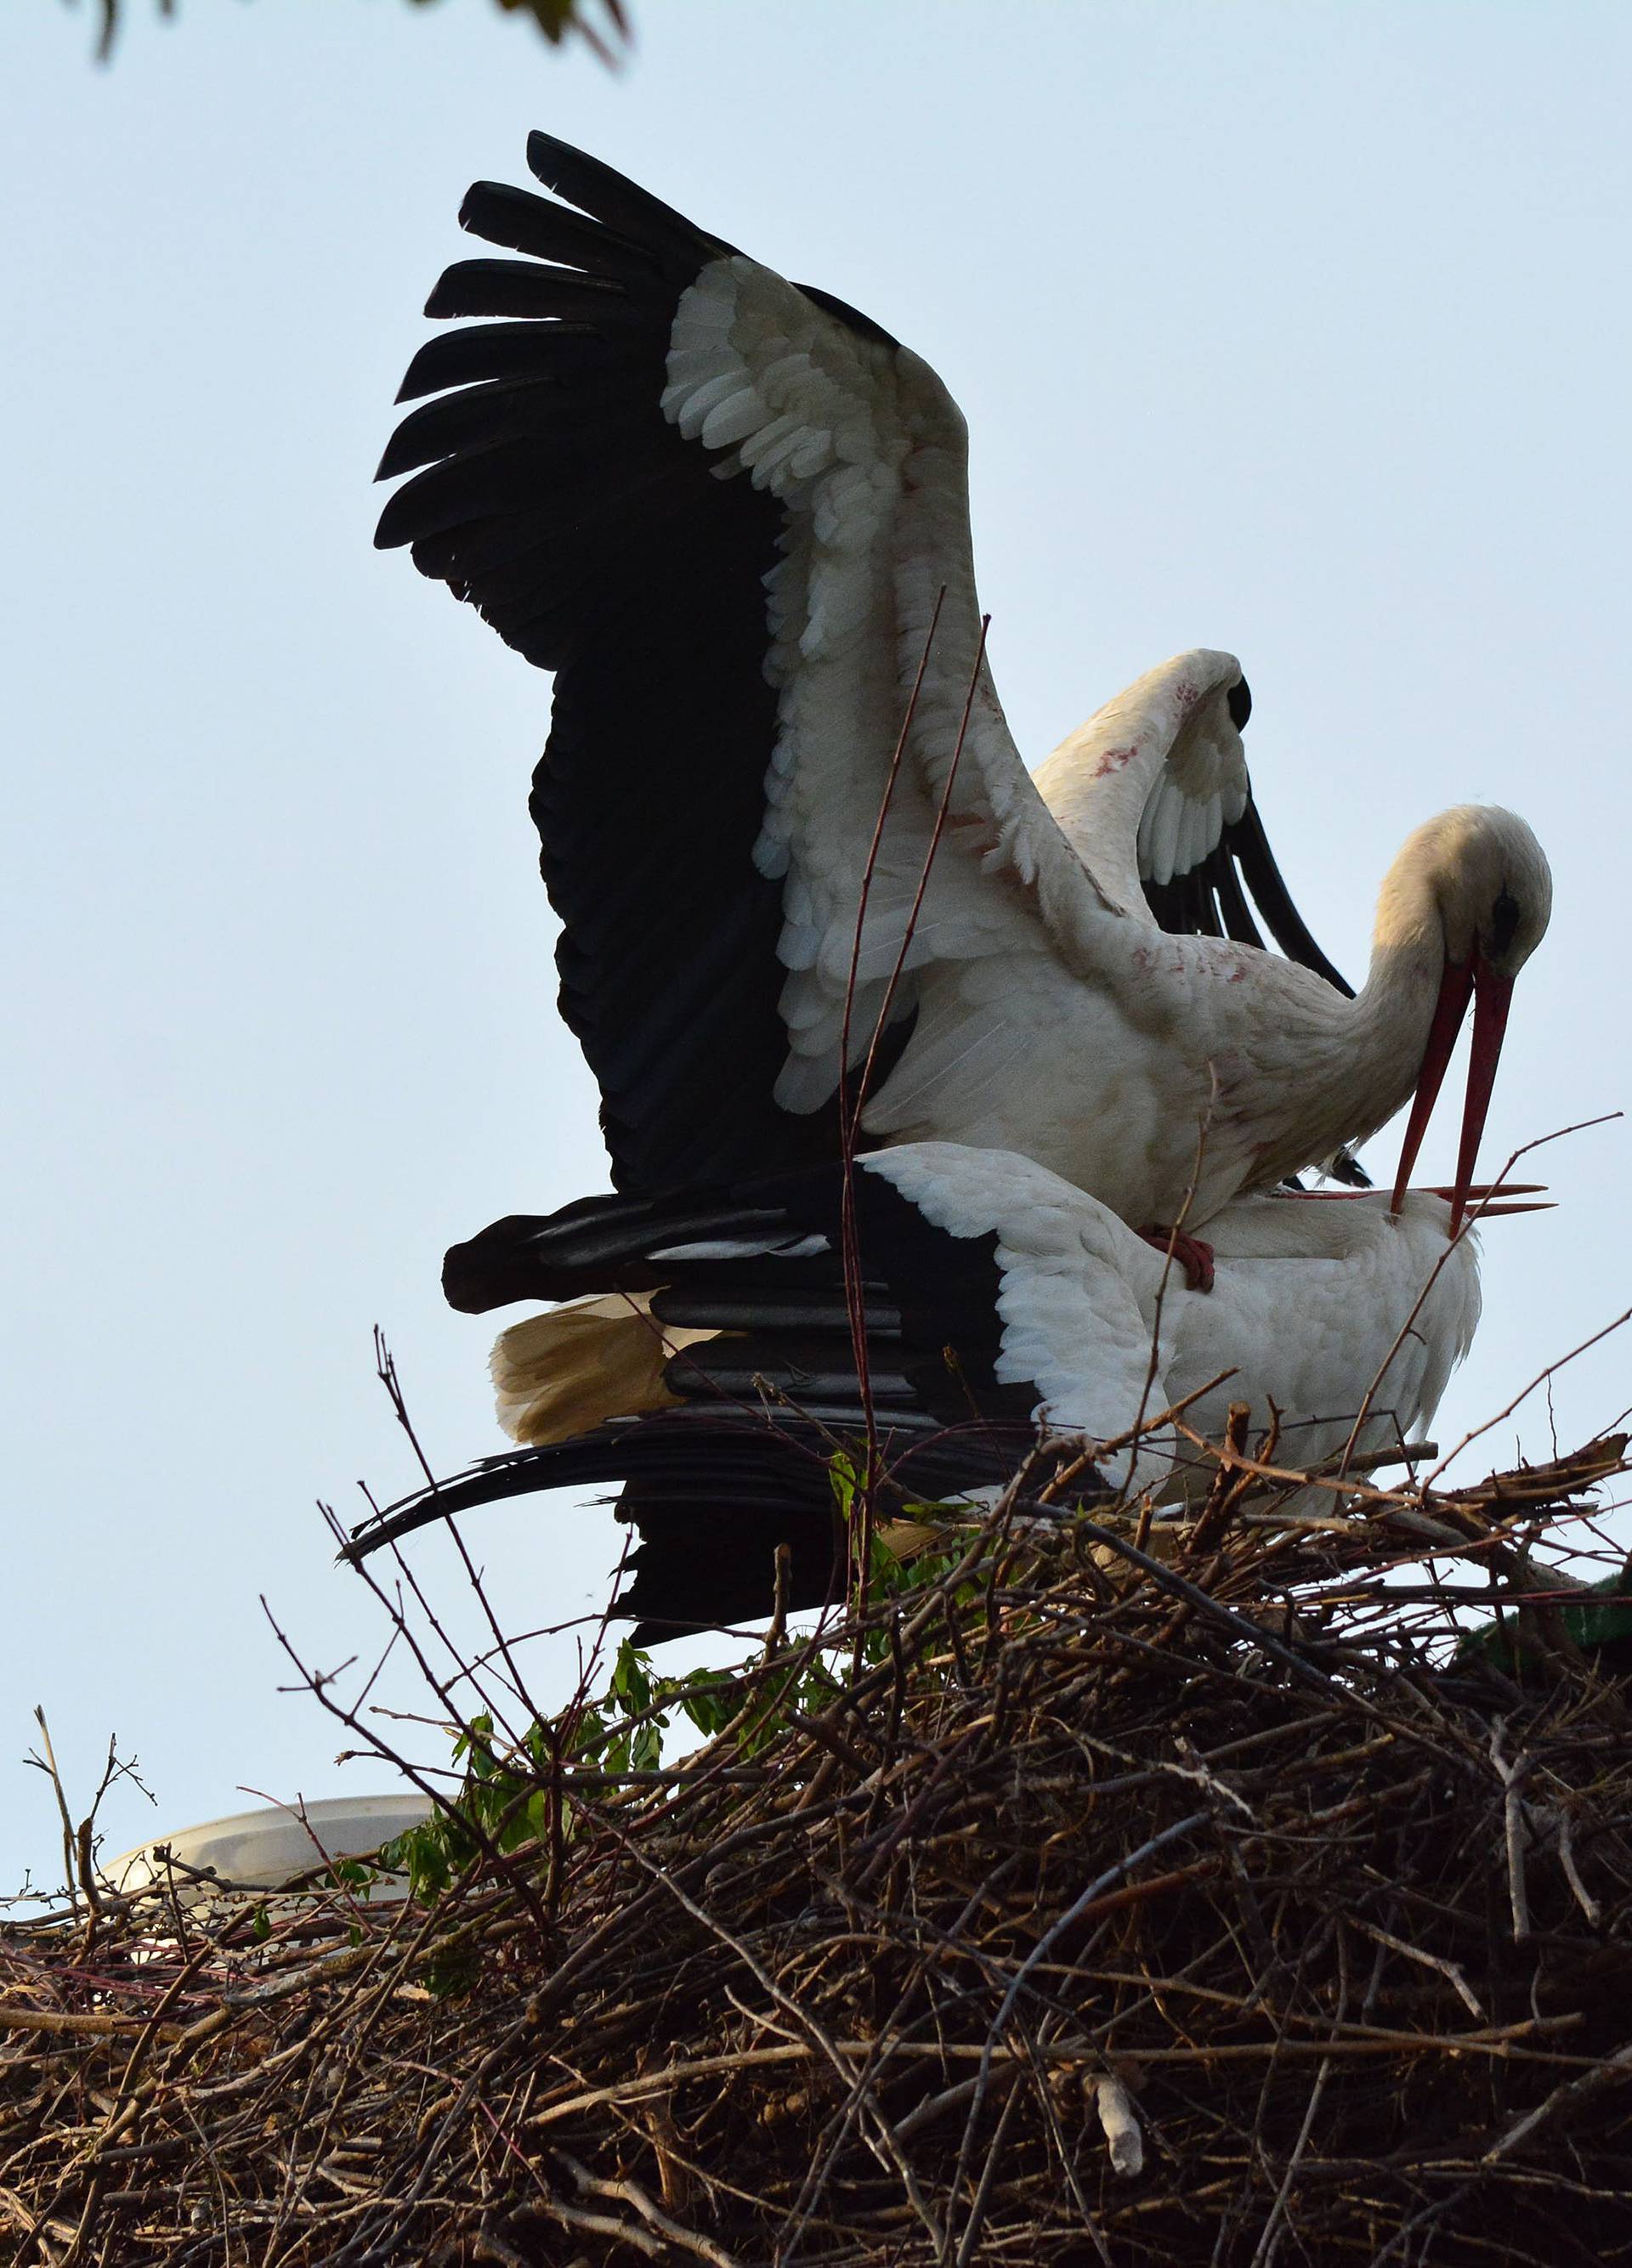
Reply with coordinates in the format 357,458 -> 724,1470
1490,1718 -> 1533,1942
1350,1917 -> 1485,2022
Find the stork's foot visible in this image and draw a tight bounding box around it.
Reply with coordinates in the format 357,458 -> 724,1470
1138,1224 -> 1216,1292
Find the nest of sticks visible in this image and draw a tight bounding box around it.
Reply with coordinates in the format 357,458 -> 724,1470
7,1425 -> 1632,2266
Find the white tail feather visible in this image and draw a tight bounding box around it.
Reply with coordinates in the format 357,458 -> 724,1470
490,1294 -> 719,1446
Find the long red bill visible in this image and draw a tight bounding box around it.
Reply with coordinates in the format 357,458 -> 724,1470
1294,1182 -> 1545,1203
1426,1182 -> 1545,1200
1390,956 -> 1476,1216
1448,964 -> 1516,1236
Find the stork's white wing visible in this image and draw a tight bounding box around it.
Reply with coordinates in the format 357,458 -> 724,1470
661,249 -> 1111,1106
377,136 -> 1353,1198
1034,653 -> 1353,993
377,135 -> 1106,1191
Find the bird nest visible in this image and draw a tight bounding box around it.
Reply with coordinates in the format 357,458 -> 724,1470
6,1429 -> 1632,2265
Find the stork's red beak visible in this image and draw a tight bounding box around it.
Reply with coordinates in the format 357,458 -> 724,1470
1389,955 -> 1516,1236
1448,964 -> 1515,1235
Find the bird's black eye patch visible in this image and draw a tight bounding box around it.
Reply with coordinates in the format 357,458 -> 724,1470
1227,677 -> 1252,731
1489,888 -> 1521,958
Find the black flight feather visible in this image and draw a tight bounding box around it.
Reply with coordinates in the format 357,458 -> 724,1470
341,1407 -> 1067,1641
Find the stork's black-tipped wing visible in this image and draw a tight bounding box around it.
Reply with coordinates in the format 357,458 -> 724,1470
380,139 -> 1356,1208
443,1157 -> 1036,1429
1142,802 -> 1354,998
343,1150 -> 1148,1637
377,138 -> 805,1191
341,1407 -> 1045,1642
1032,663 -> 1355,1004
377,139 -> 962,1195
377,139 -> 1120,1200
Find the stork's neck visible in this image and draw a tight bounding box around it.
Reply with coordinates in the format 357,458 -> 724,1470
1346,930 -> 1446,1130
1250,885 -> 1448,1191
1318,868 -> 1452,1152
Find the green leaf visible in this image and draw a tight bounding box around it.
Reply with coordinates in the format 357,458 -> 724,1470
610,1639 -> 653,1716
830,1452 -> 859,1522
571,1705 -> 611,1760
676,1670 -> 739,1737
378,1818 -> 453,1903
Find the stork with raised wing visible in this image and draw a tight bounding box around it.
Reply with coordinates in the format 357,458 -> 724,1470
345,1148 -> 1537,1637
376,137 -> 1551,1271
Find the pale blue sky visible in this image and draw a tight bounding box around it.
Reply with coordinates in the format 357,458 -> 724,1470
3,2 -> 1629,1886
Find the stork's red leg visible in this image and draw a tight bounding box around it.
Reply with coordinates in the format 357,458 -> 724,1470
1138,1224 -> 1215,1292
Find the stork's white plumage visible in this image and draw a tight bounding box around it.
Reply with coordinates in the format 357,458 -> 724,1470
864,1151 -> 1484,1495
468,1147 -> 1486,1496
377,137 -> 1551,1237
347,1145 -> 1498,1634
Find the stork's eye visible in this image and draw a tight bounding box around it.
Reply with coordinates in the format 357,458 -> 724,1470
1489,888 -> 1521,957
1227,677 -> 1252,731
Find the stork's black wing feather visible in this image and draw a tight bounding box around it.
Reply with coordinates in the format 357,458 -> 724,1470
376,137 -> 902,1193
1137,676 -> 1352,994
442,1161 -> 1035,1428
340,1407 -> 1047,1641
348,1162 -> 1116,1636
1142,805 -> 1353,998
419,1162 -> 1074,1636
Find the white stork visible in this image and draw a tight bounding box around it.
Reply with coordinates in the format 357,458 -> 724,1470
376,137 -> 1552,1269
343,1149 -> 1533,1635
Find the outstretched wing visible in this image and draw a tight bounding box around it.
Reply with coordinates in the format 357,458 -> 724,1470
377,135 -> 1107,1193
1032,653 -> 1353,995
346,1141 -> 1167,1634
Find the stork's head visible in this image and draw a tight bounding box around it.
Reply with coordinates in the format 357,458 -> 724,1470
1380,806 -> 1552,1232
